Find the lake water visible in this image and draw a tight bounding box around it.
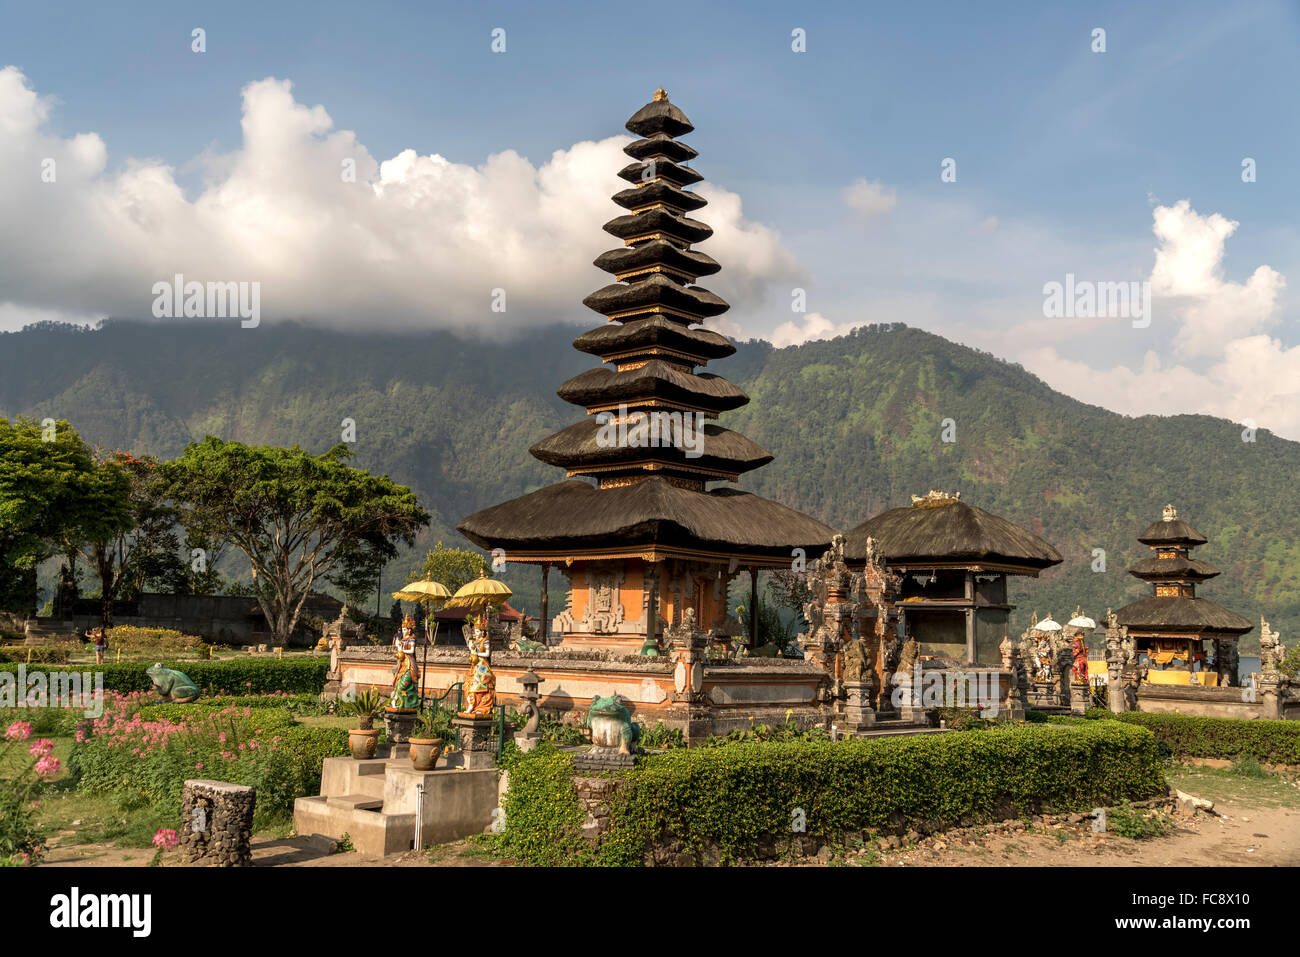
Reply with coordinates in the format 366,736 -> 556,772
1239,656 -> 1261,681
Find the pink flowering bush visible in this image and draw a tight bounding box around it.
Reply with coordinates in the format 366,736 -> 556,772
69,693 -> 347,829
0,721 -> 55,861
152,828 -> 179,849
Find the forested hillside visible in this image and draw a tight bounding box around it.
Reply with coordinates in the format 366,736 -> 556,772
3,319 -> 1295,649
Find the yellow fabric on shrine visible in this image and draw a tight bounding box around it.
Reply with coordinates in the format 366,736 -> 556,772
1146,670 -> 1219,687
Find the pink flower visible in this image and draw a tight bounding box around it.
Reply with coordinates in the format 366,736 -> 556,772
28,738 -> 54,758
152,828 -> 179,849
5,721 -> 32,741
194,762 -> 204,770
33,755 -> 60,778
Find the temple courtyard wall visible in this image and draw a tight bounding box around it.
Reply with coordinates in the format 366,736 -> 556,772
1136,684 -> 1300,721
335,645 -> 829,733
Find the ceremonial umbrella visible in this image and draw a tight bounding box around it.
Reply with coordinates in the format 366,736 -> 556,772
444,571 -> 512,611
391,579 -> 451,707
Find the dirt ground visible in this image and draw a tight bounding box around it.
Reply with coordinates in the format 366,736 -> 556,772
39,763 -> 1300,868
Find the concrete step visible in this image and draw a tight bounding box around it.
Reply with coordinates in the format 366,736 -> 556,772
326,793 -> 383,812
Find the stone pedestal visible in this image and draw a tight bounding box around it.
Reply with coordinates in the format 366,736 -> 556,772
572,747 -> 636,772
180,779 -> 255,867
453,716 -> 497,770
384,708 -> 417,759
1070,680 -> 1089,715
513,732 -> 541,753
1259,675 -> 1284,721
843,680 -> 876,730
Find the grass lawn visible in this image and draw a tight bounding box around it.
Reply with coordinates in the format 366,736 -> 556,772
1165,762 -> 1300,810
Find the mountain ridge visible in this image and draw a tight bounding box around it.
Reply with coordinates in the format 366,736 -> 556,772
2,318 -> 1294,650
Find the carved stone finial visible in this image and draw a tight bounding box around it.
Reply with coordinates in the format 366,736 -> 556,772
1162,504 -> 1178,522
910,489 -> 961,508
653,88 -> 668,102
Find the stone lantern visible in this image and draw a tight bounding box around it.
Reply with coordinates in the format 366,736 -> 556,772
514,671 -> 542,752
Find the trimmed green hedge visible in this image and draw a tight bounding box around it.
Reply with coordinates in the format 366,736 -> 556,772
0,658 -> 327,694
500,721 -> 1167,866
1111,712 -> 1300,765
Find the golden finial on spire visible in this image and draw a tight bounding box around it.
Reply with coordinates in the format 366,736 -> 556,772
653,88 -> 668,102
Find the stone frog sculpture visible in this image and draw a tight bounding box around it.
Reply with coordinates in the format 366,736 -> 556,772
146,663 -> 201,703
586,694 -> 641,754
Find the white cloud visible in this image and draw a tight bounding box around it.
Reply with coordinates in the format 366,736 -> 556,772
842,177 -> 897,219
0,68 -> 802,333
768,311 -> 861,348
1150,199 -> 1284,357
1024,200 -> 1299,437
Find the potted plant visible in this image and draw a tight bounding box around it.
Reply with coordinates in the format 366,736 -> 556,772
343,689 -> 383,759
409,709 -> 446,771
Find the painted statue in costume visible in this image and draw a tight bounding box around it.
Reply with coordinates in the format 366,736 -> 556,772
389,617 -> 420,710
460,615 -> 496,717
1071,635 -> 1089,683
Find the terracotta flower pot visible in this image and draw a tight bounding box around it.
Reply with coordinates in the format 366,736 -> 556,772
409,737 -> 444,771
349,728 -> 379,760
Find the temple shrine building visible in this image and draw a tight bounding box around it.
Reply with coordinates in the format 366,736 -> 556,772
843,491 -> 1062,667
1114,504 -> 1252,687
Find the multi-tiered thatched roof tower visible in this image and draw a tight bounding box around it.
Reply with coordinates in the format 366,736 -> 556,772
460,91 -> 833,651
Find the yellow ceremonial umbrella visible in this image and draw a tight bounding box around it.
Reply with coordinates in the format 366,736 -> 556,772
444,571 -> 512,611
392,579 -> 451,706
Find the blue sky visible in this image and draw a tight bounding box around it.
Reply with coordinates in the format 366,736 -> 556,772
2,0 -> 1298,432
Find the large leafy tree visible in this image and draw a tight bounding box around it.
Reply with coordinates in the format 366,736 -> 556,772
157,438 -> 429,645
0,418 -> 126,617
73,452 -> 186,628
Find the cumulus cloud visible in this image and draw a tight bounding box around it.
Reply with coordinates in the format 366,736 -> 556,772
842,177 -> 897,219
768,311 -> 862,348
0,67 -> 802,333
1026,200 -> 1298,437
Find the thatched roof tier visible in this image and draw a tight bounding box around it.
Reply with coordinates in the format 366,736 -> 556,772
623,133 -> 698,164
603,208 -> 713,245
843,496 -> 1062,574
557,363 -> 748,414
626,94 -> 694,138
593,240 -> 720,282
1128,556 -> 1221,582
583,274 -> 728,320
618,159 -> 702,188
612,181 -> 709,214
572,318 -> 735,364
1115,596 -> 1253,636
530,418 -> 771,478
458,478 -> 834,566
1137,517 -> 1208,547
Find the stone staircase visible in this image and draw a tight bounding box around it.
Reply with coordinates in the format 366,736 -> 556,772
293,751 -> 500,858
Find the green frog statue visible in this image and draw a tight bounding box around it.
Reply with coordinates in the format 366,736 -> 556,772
586,694 -> 641,754
146,663 -> 201,704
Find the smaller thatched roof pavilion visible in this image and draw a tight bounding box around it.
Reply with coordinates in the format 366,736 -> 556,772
842,490 -> 1062,665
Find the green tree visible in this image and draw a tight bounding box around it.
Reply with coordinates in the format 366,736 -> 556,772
0,418 -> 125,616
73,452 -> 186,628
178,527 -> 227,595
157,438 -> 429,645
414,540 -> 490,593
